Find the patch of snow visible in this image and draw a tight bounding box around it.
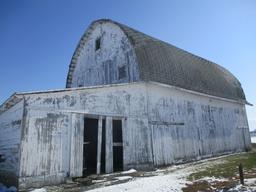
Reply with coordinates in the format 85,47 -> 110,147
86,165 -> 194,192
86,174 -> 190,192
92,179 -> 107,183
30,188 -> 47,192
251,136 -> 256,143
198,176 -> 228,182
114,176 -> 133,181
121,169 -> 137,174
155,169 -> 164,173
220,184 -> 256,192
84,153 -> 236,192
245,178 -> 256,185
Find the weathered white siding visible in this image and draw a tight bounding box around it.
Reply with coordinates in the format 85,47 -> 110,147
19,83 -> 153,188
0,100 -> 24,185
1,82 -> 248,189
70,113 -> 84,177
70,22 -> 139,87
147,83 -> 251,166
19,109 -> 70,188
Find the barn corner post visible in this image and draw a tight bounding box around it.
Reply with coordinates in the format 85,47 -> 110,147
244,105 -> 252,151
18,97 -> 27,181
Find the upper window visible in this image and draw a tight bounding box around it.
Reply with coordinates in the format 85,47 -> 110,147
95,37 -> 101,51
118,66 -> 127,79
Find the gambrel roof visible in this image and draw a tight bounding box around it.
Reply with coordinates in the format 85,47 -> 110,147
66,19 -> 246,102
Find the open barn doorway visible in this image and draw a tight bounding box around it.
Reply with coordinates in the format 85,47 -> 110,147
83,117 -> 98,175
83,116 -> 123,176
83,117 -> 106,176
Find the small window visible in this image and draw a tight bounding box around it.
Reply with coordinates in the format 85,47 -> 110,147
118,66 -> 126,79
95,37 -> 101,51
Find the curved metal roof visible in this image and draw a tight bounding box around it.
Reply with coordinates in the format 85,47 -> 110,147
66,19 -> 246,102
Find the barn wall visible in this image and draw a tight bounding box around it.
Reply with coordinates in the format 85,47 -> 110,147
0,100 -> 24,186
18,83 -> 153,188
19,108 -> 70,188
9,82 -> 250,188
147,83 -> 251,166
70,22 -> 139,87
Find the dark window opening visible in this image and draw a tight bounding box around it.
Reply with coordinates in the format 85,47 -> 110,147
118,66 -> 126,80
95,37 -> 101,51
113,120 -> 123,171
0,154 -> 5,163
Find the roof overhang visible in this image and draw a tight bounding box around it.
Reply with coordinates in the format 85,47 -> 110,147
0,93 -> 24,114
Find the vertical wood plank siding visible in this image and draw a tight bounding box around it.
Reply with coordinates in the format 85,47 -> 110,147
96,116 -> 103,174
105,117 -> 113,173
0,100 -> 23,186
70,114 -> 84,177
1,82 -> 249,189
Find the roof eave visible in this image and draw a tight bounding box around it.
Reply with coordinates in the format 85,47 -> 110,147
0,93 -> 24,114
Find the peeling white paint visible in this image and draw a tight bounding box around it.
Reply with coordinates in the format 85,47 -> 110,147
0,100 -> 23,185
0,79 -> 251,190
70,22 -> 139,87
147,83 -> 251,166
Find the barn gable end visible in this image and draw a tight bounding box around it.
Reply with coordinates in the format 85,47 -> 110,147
67,19 -> 246,102
67,21 -> 140,88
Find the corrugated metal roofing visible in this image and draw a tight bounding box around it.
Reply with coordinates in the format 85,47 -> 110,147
66,19 -> 246,102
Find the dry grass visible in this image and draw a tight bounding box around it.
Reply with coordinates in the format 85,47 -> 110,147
183,144 -> 256,191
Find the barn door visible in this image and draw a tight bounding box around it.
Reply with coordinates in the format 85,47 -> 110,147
70,114 -> 84,177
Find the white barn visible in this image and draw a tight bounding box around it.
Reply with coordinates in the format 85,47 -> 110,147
0,19 -> 251,189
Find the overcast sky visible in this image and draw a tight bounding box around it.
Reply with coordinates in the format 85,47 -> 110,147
0,0 -> 255,130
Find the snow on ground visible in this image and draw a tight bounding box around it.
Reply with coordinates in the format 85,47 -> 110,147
221,178 -> 256,192
251,136 -> 256,143
121,169 -> 137,174
114,176 -> 133,181
245,178 -> 256,185
30,189 -> 47,192
92,179 -> 107,184
84,154 -> 254,192
86,171 -> 190,192
197,176 -> 228,182
85,159 -> 226,192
